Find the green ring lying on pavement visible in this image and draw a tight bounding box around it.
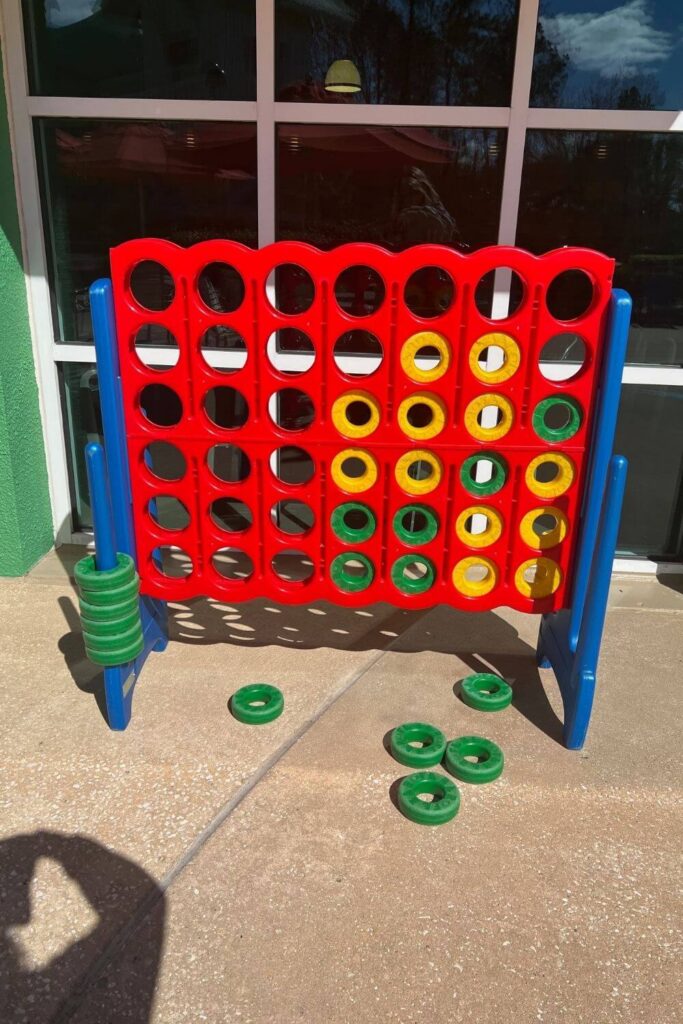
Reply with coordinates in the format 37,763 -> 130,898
331,502 -> 377,543
444,735 -> 504,784
532,396 -> 582,443
460,672 -> 512,711
392,504 -> 439,546
230,684 -> 284,724
397,771 -> 461,825
390,722 -> 447,768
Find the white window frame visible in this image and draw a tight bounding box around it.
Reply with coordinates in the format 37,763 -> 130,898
0,0 -> 681,568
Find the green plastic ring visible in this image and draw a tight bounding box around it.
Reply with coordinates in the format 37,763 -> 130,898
460,672 -> 513,711
230,684 -> 284,724
532,396 -> 582,443
85,632 -> 144,667
390,722 -> 447,768
331,502 -> 376,543
75,552 -> 136,592
79,595 -> 139,622
392,504 -> 439,546
78,576 -> 140,606
82,619 -> 144,652
444,735 -> 504,784
397,771 -> 461,826
330,552 -> 374,592
81,607 -> 141,637
460,453 -> 507,497
391,554 -> 436,595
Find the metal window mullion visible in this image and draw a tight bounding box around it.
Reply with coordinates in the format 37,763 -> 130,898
0,0 -> 73,542
256,0 -> 276,247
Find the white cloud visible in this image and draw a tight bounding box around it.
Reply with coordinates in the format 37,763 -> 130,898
541,0 -> 675,78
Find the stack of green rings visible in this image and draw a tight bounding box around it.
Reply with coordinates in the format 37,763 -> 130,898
75,552 -> 144,667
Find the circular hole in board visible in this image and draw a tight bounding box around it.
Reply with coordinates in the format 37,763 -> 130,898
271,500 -> 315,535
197,262 -> 245,313
270,445 -> 315,485
210,498 -> 253,533
334,265 -> 385,316
143,441 -> 186,481
130,260 -> 175,312
200,326 -> 247,373
539,333 -> 587,381
153,545 -> 193,578
333,330 -> 383,377
266,264 -> 315,314
267,328 -> 315,375
148,495 -> 190,531
546,270 -> 594,321
139,384 -> 183,427
207,444 -> 251,483
204,386 -> 249,429
271,549 -> 315,583
212,547 -> 254,580
268,388 -> 315,431
404,266 -> 455,318
133,324 -> 179,369
475,268 -> 524,320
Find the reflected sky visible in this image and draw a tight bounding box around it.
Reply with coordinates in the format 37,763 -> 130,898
534,0 -> 683,109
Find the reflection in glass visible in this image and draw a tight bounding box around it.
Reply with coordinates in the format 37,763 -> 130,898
517,130 -> 683,366
277,125 -> 506,251
35,119 -> 257,342
22,0 -> 256,99
614,385 -> 683,558
59,363 -> 102,532
531,0 -> 683,110
275,0 -> 519,106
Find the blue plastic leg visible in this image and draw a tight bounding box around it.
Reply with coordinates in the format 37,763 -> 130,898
538,455 -> 628,748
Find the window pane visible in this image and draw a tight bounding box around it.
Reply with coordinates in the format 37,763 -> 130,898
59,362 -> 102,532
23,0 -> 256,99
277,125 -> 506,250
531,0 -> 683,110
615,385 -> 683,559
35,119 -> 257,343
517,131 -> 683,367
275,0 -> 519,105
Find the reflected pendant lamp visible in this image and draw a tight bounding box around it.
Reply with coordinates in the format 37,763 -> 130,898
325,59 -> 361,93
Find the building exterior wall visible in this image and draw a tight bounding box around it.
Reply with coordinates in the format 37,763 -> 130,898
0,46 -> 52,574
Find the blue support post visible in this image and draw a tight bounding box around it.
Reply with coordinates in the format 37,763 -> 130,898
88,279 -> 168,730
84,442 -> 117,572
537,288 -> 631,748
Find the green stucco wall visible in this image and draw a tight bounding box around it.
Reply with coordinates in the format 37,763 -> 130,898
0,47 -> 53,574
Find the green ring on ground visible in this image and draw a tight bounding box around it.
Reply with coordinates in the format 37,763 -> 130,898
74,552 -> 136,592
230,684 -> 284,725
532,396 -> 582,443
390,722 -> 447,768
391,554 -> 436,595
460,453 -> 507,497
444,735 -> 504,784
392,504 -> 439,546
331,502 -> 376,543
397,771 -> 461,826
460,672 -> 513,711
330,552 -> 374,592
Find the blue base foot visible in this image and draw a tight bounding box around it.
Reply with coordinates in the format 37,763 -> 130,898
103,596 -> 167,730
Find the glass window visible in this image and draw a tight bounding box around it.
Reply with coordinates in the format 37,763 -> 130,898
22,0 -> 256,99
35,119 -> 257,343
614,384 -> 683,558
59,362 -> 102,532
531,0 -> 683,110
517,130 -> 683,366
277,125 -> 506,250
275,0 -> 520,106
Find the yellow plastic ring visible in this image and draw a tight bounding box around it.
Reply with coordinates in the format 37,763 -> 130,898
519,507 -> 568,550
395,449 -> 443,496
525,453 -> 575,498
400,331 -> 451,383
469,332 -> 521,384
331,448 -> 378,494
452,556 -> 498,597
397,392 -> 446,441
455,506 -> 503,549
331,390 -> 381,440
515,557 -> 563,599
464,393 -> 514,442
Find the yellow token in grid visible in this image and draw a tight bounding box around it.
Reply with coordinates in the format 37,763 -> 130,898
519,507 -> 568,550
464,393 -> 514,442
525,453 -> 575,498
400,331 -> 451,383
395,449 -> 443,495
452,556 -> 499,597
331,448 -> 378,494
455,505 -> 503,548
331,390 -> 381,440
515,557 -> 563,598
397,392 -> 446,441
469,332 -> 521,384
